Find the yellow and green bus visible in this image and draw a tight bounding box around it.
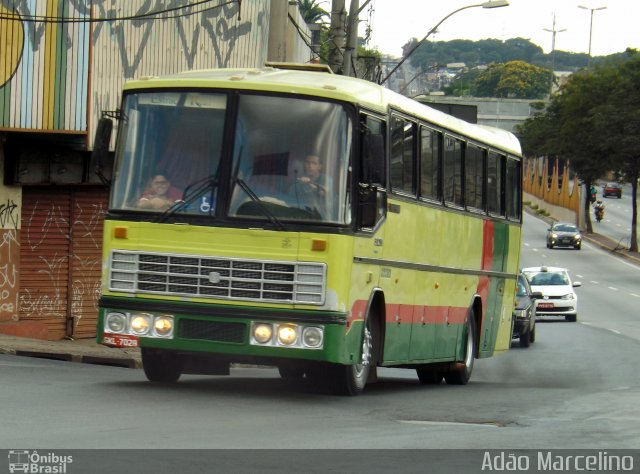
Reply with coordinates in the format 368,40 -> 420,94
95,65 -> 522,395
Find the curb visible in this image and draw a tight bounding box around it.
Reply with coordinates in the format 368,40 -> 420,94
0,338 -> 142,369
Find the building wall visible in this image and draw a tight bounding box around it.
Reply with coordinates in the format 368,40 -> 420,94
0,142 -> 21,324
1,0 -> 272,147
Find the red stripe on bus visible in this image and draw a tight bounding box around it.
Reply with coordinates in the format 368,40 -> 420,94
481,220 -> 495,271
348,300 -> 469,326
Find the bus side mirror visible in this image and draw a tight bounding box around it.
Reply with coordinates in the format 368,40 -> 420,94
92,117 -> 113,185
357,184 -> 386,229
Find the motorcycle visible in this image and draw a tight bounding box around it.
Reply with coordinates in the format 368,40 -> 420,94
594,202 -> 605,222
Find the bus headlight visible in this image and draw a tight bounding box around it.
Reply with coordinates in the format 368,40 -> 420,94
154,316 -> 174,337
277,325 -> 298,346
302,327 -> 323,348
253,323 -> 273,344
105,312 -> 127,333
130,313 -> 152,335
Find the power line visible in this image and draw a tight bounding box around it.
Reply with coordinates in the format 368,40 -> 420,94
0,0 -> 239,24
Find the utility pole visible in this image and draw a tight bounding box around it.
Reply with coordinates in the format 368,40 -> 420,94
328,0 -> 347,74
330,0 -> 372,76
543,13 -> 567,52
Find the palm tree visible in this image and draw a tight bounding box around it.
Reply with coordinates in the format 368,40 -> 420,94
297,0 -> 329,24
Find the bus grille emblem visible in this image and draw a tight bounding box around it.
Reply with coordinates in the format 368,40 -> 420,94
208,272 -> 222,284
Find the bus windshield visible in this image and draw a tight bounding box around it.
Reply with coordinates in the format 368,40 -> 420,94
110,91 -> 353,225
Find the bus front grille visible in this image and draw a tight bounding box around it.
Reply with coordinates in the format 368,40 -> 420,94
109,251 -> 326,305
179,320 -> 246,343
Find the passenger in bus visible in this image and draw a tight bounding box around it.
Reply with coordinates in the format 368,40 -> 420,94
136,173 -> 183,211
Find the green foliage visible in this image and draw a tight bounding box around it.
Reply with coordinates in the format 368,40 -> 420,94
297,0 -> 329,24
516,51 -> 640,242
474,61 -> 553,99
407,37 -> 593,72
447,61 -> 552,99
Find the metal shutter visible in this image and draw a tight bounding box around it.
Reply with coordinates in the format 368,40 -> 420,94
19,187 -> 108,340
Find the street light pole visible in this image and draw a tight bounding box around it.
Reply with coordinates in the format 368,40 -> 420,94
379,0 -> 509,86
578,5 -> 607,64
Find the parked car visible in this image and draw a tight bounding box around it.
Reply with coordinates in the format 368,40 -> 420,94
521,266 -> 581,322
602,182 -> 622,198
546,222 -> 582,250
512,273 -> 543,348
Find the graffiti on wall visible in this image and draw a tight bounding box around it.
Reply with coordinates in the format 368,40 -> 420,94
0,199 -> 19,321
18,196 -> 105,335
0,229 -> 19,321
1,0 -> 268,132
90,0 -> 262,76
1,0 -> 264,87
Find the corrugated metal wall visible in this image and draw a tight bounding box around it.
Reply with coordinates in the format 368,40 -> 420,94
18,187 -> 107,339
0,0 -> 90,132
1,0 -> 271,143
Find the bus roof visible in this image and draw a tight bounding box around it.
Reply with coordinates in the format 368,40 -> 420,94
124,67 -> 522,156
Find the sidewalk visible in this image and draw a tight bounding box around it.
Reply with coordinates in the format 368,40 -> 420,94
1,226 -> 638,369
0,334 -> 141,369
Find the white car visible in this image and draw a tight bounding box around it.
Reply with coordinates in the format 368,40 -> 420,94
521,266 -> 582,322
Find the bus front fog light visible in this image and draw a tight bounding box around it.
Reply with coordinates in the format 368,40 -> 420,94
130,313 -> 152,335
302,326 -> 323,348
154,316 -> 174,337
277,324 -> 298,346
105,312 -> 127,333
253,323 -> 273,344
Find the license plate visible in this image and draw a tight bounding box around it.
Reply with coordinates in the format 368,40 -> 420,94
102,334 -> 139,348
538,302 -> 554,309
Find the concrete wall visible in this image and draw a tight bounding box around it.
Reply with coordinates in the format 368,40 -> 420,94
267,0 -> 314,64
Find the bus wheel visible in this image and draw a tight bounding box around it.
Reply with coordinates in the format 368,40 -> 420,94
141,348 -> 183,383
444,312 -> 476,385
325,318 -> 372,396
416,369 -> 443,384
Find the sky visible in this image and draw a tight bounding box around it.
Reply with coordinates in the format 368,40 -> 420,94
360,0 -> 640,57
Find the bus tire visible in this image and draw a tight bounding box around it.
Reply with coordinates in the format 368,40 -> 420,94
324,317 -> 373,396
141,348 -> 183,383
444,312 -> 476,385
519,327 -> 531,348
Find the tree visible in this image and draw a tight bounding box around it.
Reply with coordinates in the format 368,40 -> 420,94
517,53 -> 640,246
297,0 -> 329,24
590,51 -> 640,251
473,61 -> 553,99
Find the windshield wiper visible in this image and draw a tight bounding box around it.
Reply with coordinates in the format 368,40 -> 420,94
233,178 -> 286,231
154,174 -> 218,223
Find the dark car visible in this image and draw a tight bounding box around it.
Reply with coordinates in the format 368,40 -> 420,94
602,182 -> 622,198
546,222 -> 582,250
512,274 -> 542,348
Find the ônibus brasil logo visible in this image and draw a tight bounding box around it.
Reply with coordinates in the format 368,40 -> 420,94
8,450 -> 73,473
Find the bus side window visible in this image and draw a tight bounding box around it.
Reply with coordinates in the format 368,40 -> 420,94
390,115 -> 416,195
419,126 -> 441,202
360,115 -> 385,186
506,156 -> 521,220
488,151 -> 505,217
